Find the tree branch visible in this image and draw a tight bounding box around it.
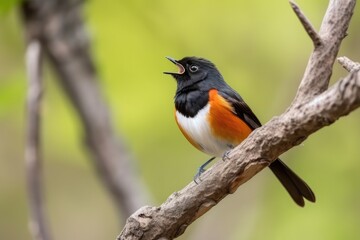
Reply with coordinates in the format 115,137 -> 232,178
25,40 -> 52,240
118,0 -> 358,239
118,70 -> 360,240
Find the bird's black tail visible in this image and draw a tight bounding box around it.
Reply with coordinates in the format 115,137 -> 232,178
269,159 -> 316,207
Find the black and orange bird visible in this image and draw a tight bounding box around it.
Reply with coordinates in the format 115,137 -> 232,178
164,56 -> 316,207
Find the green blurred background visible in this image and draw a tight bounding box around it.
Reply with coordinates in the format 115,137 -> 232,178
1,0 -> 360,239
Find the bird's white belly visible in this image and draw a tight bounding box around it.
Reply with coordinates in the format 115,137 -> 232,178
176,104 -> 230,157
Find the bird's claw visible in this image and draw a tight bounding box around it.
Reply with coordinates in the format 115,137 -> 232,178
193,156 -> 216,184
222,150 -> 231,161
193,168 -> 205,184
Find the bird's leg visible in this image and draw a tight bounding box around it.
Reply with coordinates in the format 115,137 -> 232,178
194,156 -> 216,184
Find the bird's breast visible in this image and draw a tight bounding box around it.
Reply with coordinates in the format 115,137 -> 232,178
175,104 -> 231,157
175,89 -> 253,157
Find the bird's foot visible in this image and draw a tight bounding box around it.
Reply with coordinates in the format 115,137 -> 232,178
193,156 -> 216,184
222,150 -> 231,161
194,167 -> 206,184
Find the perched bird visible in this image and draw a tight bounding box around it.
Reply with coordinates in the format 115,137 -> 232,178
164,56 -> 315,207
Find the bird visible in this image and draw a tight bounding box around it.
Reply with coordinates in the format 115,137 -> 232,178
164,56 -> 316,207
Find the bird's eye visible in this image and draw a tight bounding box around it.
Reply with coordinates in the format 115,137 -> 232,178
189,65 -> 199,73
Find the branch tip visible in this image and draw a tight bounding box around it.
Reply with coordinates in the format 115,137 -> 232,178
290,0 -> 323,48
337,56 -> 360,73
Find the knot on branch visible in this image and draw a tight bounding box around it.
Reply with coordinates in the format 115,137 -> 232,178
118,206 -> 157,240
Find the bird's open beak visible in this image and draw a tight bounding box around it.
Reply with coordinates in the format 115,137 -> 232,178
163,56 -> 185,75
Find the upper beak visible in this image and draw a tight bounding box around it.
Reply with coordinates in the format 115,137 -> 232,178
163,56 -> 185,75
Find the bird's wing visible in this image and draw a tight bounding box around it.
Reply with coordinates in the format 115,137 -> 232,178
219,87 -> 262,130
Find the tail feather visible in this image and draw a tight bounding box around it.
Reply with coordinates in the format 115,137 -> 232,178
269,159 -> 316,207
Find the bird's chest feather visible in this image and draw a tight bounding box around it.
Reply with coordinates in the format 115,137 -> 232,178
175,89 -> 252,157
175,104 -> 231,157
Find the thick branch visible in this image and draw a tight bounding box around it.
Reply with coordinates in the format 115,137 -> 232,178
25,40 -> 52,240
292,0 -> 355,105
118,70 -> 360,240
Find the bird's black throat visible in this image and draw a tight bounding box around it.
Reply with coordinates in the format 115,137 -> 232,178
175,88 -> 209,118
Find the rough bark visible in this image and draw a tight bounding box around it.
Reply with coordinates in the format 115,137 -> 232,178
118,0 -> 358,239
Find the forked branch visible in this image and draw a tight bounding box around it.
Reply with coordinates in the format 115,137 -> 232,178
291,0 -> 355,105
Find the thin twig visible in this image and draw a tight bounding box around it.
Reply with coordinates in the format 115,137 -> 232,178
25,40 -> 52,240
338,56 -> 360,72
290,1 -> 323,48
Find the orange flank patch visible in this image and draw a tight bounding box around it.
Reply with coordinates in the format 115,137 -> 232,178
174,110 -> 203,151
208,89 -> 252,145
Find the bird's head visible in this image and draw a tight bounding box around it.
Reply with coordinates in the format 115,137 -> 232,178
164,56 -> 225,94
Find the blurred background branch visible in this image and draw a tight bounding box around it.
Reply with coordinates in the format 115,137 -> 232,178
25,39 -> 51,240
21,0 -> 150,239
